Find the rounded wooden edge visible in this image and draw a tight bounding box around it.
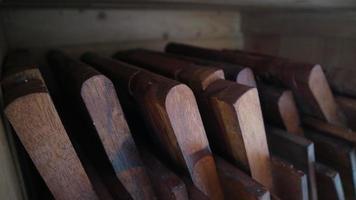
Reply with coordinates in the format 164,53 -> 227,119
236,67 -> 257,88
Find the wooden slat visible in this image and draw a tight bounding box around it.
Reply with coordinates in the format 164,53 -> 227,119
165,43 -> 347,127
258,84 -> 304,136
140,149 -> 189,200
315,162 -> 345,200
215,156 -> 271,200
47,50 -> 155,199
81,52 -> 223,200
2,64 -> 99,199
267,127 -> 317,200
114,49 -> 273,189
337,96 -> 356,131
305,130 -> 356,200
271,156 -> 308,200
303,117 -> 356,144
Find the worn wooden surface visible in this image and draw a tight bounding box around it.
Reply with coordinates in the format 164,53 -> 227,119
305,130 -> 356,200
337,96 -> 356,131
258,84 -> 304,135
140,149 -> 188,200
47,50 -> 155,199
115,49 -> 273,189
2,68 -> 99,199
315,162 -> 345,200
165,43 -> 347,128
215,156 -> 270,200
267,127 -> 317,200
271,156 -> 308,200
82,52 -> 223,199
303,117 -> 356,144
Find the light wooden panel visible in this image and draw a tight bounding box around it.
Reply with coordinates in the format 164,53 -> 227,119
2,9 -> 241,49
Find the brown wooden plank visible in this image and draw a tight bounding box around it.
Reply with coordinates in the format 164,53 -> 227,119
81,52 -> 223,200
165,43 -> 347,127
267,126 -> 317,200
315,162 -> 345,200
140,149 -> 189,200
258,84 -> 304,136
114,49 -> 273,189
336,96 -> 356,131
271,156 -> 308,200
2,70 -> 99,199
215,156 -> 271,200
47,50 -> 155,200
305,130 -> 356,200
303,117 -> 356,144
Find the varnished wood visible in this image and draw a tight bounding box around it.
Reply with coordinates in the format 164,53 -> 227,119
2,69 -> 99,199
140,149 -> 189,200
337,96 -> 356,131
165,43 -> 347,127
271,156 -> 308,200
267,127 -> 317,200
114,49 -> 273,189
315,162 -> 345,200
47,50 -> 155,200
258,84 -> 304,135
305,130 -> 356,200
81,52 -> 223,200
215,156 -> 271,200
303,117 -> 356,144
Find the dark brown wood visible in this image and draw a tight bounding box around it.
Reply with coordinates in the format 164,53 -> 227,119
47,50 -> 155,200
271,156 -> 308,200
81,52 -> 223,200
337,96 -> 356,131
2,67 -> 99,199
114,49 -> 273,189
182,178 -> 209,200
305,130 -> 356,200
166,43 -> 347,127
215,156 -> 271,200
267,127 -> 317,200
303,117 -> 356,144
140,149 -> 188,200
258,84 -> 304,136
315,162 -> 345,200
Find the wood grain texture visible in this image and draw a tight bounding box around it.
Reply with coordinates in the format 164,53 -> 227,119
315,162 -> 345,200
258,84 -> 304,136
337,96 -> 356,131
271,156 -> 308,200
303,117 -> 356,144
305,130 -> 356,200
165,43 -> 347,127
81,52 -> 223,200
267,127 -> 317,200
47,50 -> 155,200
140,149 -> 188,200
114,49 -> 273,189
2,76 -> 98,199
215,156 -> 271,200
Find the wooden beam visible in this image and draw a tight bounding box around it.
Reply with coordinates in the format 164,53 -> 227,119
336,96 -> 356,131
47,50 -> 155,199
165,43 -> 347,127
315,162 -> 345,200
81,52 -> 223,200
140,149 -> 188,200
258,84 -> 304,136
267,127 -> 317,200
271,156 -> 308,200
303,117 -> 356,144
215,156 -> 271,200
114,49 -> 273,189
305,130 -> 356,200
2,65 -> 99,199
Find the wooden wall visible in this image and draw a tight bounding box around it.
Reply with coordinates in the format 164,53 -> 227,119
240,11 -> 356,94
